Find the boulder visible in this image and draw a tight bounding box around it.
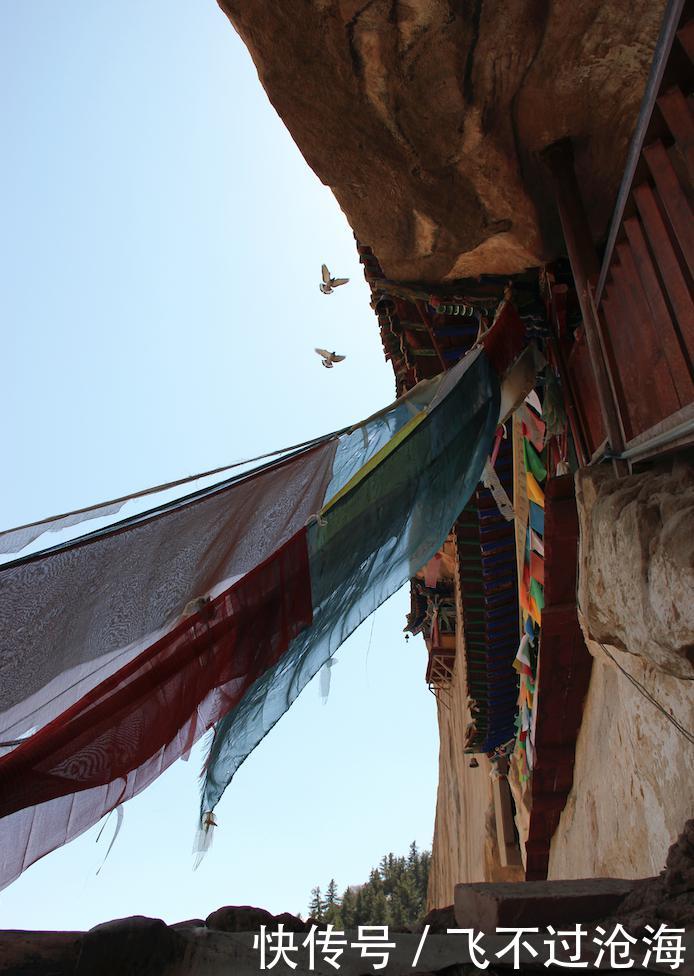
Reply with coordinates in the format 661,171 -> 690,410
75,916 -> 185,976
205,904 -> 275,932
169,917 -> 206,930
416,904 -> 456,934
0,930 -> 82,976
273,911 -> 313,932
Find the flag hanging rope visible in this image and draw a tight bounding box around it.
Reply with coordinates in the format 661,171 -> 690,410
0,374 -> 445,560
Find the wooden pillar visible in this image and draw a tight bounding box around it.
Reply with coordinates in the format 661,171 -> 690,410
492,773 -> 523,869
541,140 -> 628,475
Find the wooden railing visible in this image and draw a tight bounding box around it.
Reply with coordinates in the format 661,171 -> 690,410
595,2 -> 693,461
550,0 -> 694,470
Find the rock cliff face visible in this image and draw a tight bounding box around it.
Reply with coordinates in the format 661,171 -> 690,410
549,635 -> 694,881
427,567 -> 524,909
218,0 -> 664,281
576,463 -> 694,679
428,621 -> 694,900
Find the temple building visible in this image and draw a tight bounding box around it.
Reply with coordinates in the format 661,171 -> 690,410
352,0 -> 694,903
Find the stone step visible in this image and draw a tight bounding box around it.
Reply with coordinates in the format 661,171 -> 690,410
454,878 -> 636,931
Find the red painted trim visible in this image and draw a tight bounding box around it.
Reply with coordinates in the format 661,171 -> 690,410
0,531 -> 312,817
524,476 -> 593,881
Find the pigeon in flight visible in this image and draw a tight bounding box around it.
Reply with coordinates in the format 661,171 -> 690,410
315,348 -> 346,368
320,264 -> 349,295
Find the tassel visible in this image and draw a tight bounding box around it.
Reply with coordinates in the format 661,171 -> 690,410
95,805 -> 124,876
305,512 -> 328,527
193,811 -> 217,870
481,460 -> 515,521
319,657 -> 338,704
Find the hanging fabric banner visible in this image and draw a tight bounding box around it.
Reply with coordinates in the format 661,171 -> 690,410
0,443 -> 337,745
0,532 -> 312,818
0,345 -> 504,890
201,349 -> 500,819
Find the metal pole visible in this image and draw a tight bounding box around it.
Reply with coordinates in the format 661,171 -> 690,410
616,415 -> 694,461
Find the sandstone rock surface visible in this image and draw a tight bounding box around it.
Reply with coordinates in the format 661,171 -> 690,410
218,0 -> 665,280
576,463 -> 694,679
549,636 -> 694,881
427,567 -> 524,909
607,819 -> 694,931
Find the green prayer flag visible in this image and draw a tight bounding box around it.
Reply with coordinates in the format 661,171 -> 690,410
529,577 -> 545,611
523,438 -> 547,483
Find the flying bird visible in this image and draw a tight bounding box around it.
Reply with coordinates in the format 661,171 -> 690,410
320,264 -> 349,295
315,348 -> 346,368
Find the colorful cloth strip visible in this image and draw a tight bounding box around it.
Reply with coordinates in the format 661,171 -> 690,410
514,389 -> 547,783
202,350 -> 500,815
0,347 -> 501,889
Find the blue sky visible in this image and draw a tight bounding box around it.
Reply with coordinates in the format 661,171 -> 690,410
0,1 -> 439,927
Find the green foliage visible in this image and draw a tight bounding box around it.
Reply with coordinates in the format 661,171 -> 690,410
308,842 -> 430,931
308,886 -> 325,921
340,886 -> 357,929
324,878 -> 341,926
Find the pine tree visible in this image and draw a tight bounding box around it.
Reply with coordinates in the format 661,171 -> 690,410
309,843 -> 432,931
324,878 -> 341,926
368,867 -> 383,892
308,886 -> 325,921
388,881 -> 407,931
340,887 -> 357,929
416,849 -> 431,906
368,868 -> 388,923
393,871 -> 419,929
371,888 -> 389,925
354,885 -> 372,926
